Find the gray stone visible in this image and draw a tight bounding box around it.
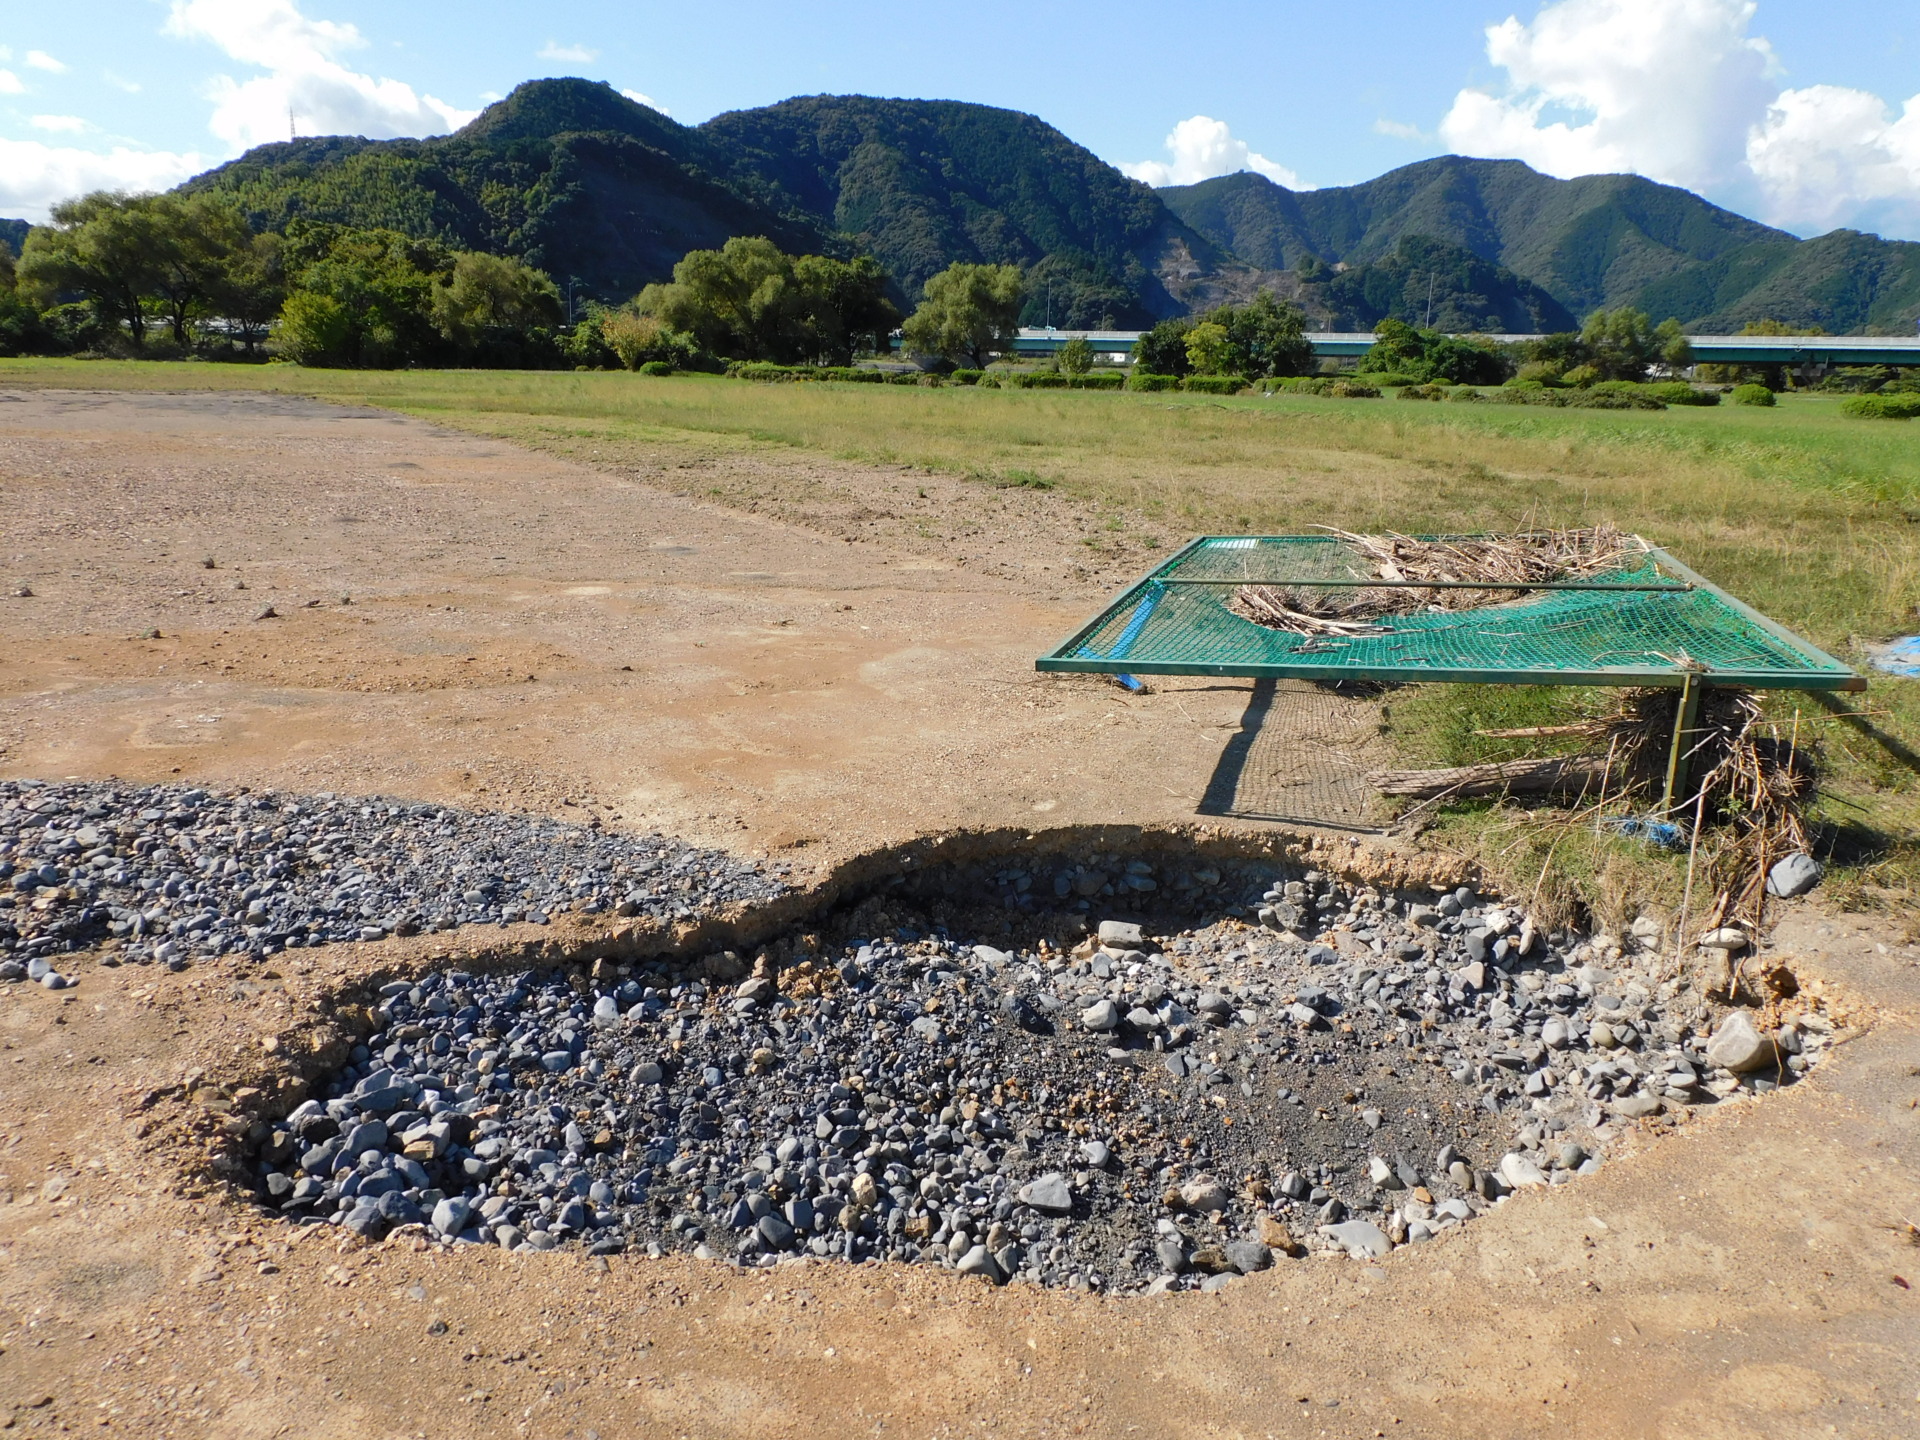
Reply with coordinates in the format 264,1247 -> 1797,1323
1497,1153 -> 1547,1190
1080,998 -> 1121,1032
1321,1220 -> 1392,1259
1765,853 -> 1822,899
1224,1240 -> 1272,1274
1018,1173 -> 1074,1214
1154,1238 -> 1190,1273
1097,921 -> 1145,947
1368,1156 -> 1401,1189
431,1196 -> 471,1238
1178,1178 -> 1231,1213
1081,1140 -> 1112,1169
1705,1012 -> 1780,1073
956,1244 -> 1004,1283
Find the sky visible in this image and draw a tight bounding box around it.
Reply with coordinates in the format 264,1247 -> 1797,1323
3,0 -> 1918,238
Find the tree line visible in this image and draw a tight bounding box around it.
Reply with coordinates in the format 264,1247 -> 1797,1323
0,189 -> 1707,384
0,189 -> 1036,372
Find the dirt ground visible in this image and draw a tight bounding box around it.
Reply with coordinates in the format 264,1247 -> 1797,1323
1,388 -> 1917,1439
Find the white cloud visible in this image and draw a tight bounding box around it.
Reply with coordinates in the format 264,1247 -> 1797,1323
164,0 -> 476,150
1373,118 -> 1425,141
1436,0 -> 1920,237
1439,0 -> 1775,193
103,71 -> 142,94
1120,115 -> 1304,189
30,115 -> 92,133
1748,85 -> 1920,234
538,41 -> 598,64
25,50 -> 66,73
621,87 -> 667,115
0,69 -> 22,96
0,138 -> 205,222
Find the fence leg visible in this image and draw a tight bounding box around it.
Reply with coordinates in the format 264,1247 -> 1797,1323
1661,674 -> 1703,816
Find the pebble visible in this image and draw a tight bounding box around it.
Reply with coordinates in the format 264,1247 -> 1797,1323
1704,1013 -> 1779,1073
160,827 -> 1821,1293
1765,853 -> 1822,899
1321,1220 -> 1391,1259
0,779 -> 787,968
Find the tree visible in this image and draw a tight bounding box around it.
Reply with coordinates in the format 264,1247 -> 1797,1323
1184,321 -> 1233,375
430,251 -> 562,356
1579,307 -> 1689,381
1058,336 -> 1093,374
639,237 -> 898,365
900,262 -> 1023,368
1131,316 -> 1193,375
1655,317 -> 1694,373
1209,292 -> 1313,378
17,192 -> 166,348
209,231 -> 287,355
1363,317 -> 1426,375
279,223 -> 453,367
600,311 -> 700,370
146,194 -> 253,348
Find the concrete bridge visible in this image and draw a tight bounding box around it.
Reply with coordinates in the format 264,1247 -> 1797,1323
1005,328 -> 1920,368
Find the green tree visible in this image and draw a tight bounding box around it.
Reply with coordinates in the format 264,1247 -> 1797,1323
279,223 -> 453,366
146,194 -> 253,348
17,192 -> 166,348
430,251 -> 562,355
1058,335 -> 1094,374
1131,316 -> 1194,375
600,311 -> 700,370
900,262 -> 1023,368
1363,317 -> 1426,375
208,231 -> 287,355
1184,321 -> 1233,375
1208,292 -> 1313,378
790,253 -> 899,365
1578,307 -> 1687,381
639,237 -> 897,365
1655,317 -> 1694,373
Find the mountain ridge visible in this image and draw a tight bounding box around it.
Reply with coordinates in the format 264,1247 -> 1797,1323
121,78 -> 1920,336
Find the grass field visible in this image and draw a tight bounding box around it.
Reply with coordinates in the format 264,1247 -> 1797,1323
6,358 -> 1916,918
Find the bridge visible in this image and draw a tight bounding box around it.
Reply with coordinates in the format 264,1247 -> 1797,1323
1005,329 -> 1920,368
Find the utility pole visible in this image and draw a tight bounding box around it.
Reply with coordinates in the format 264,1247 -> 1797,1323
1424,272 -> 1436,329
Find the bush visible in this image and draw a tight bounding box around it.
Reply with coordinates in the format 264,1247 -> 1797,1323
886,370 -> 928,385
1182,374 -> 1249,395
1354,371 -> 1424,389
951,369 -> 984,386
727,361 -> 801,382
1562,364 -> 1602,387
1841,393 -> 1920,419
1731,383 -> 1776,407
1127,372 -> 1181,392
1070,372 -> 1124,389
1445,386 -> 1486,403
1644,381 -> 1720,406
1397,383 -> 1449,401
1513,361 -> 1566,386
637,360 -> 674,376
1025,372 -> 1071,388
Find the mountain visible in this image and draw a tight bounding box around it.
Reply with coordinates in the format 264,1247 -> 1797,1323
184,79 -> 828,302
1159,160 -> 1920,334
1299,234 -> 1575,333
699,95 -> 1221,325
0,219 -> 28,257
163,81 -> 1920,334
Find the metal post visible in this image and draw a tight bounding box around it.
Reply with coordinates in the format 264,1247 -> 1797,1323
1661,673 -> 1703,816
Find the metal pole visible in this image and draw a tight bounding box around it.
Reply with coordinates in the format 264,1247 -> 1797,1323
1661,673 -> 1704,816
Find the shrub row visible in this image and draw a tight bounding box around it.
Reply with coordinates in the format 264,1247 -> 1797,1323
989,371 -> 1126,390
1491,384 -> 1666,410
1841,392 -> 1920,419
1270,376 -> 1382,399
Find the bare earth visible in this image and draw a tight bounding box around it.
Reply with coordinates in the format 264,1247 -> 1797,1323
1,389 -> 1917,1439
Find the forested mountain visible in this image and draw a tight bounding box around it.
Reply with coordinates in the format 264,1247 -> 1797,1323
700,95 -> 1221,325
1160,160 -> 1920,334
184,80 -> 828,301
158,79 -> 1920,333
0,220 -> 28,256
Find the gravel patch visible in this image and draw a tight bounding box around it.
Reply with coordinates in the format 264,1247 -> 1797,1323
238,855 -> 1831,1291
0,779 -> 787,982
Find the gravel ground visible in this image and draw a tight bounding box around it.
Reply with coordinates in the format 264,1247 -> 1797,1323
228,853 -> 1830,1293
0,779 -> 788,981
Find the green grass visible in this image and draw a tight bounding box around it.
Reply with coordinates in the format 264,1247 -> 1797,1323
5,358 -> 1915,913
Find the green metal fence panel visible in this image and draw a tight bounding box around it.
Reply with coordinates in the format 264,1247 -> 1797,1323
1037,535 -> 1863,692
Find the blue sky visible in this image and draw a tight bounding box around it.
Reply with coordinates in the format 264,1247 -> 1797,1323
4,1 -> 1919,236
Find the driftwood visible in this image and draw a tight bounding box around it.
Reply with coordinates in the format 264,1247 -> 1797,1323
1368,754 -> 1613,798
